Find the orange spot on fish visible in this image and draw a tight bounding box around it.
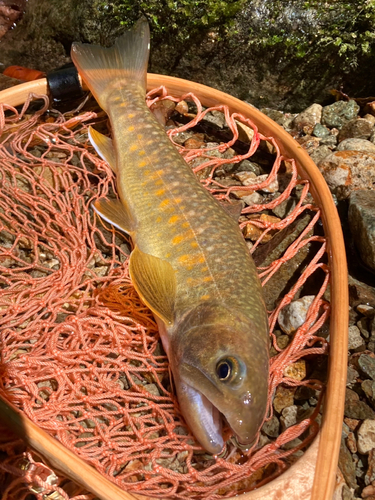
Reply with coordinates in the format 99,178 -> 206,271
168,215 -> 179,224
129,144 -> 138,151
201,294 -> 210,301
159,199 -> 170,208
156,169 -> 164,176
165,252 -> 171,258
155,179 -> 163,186
202,267 -> 208,272
172,235 -> 184,245
182,222 -> 190,228
128,125 -> 135,132
174,198 -> 182,204
128,113 -> 135,118
139,151 -> 146,156
191,241 -> 199,248
137,134 -> 143,140
156,189 -> 166,196
139,160 -> 147,167
203,276 -> 213,282
156,216 -> 162,223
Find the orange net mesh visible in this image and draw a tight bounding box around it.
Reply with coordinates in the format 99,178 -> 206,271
0,88 -> 329,499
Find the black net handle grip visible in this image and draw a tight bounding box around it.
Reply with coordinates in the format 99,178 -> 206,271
46,64 -> 84,103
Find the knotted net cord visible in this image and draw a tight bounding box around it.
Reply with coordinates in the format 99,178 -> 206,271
0,88 -> 329,499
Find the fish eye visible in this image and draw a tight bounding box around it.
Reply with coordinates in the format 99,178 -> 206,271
216,357 -> 239,382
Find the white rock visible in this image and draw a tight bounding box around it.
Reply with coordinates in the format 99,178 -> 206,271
348,325 -> 364,350
357,419 -> 375,454
280,405 -> 298,431
278,295 -> 315,335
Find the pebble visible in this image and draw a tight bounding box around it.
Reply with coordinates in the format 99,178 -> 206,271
278,295 -> 315,335
338,118 -> 373,143
312,123 -> 330,138
319,151 -> 375,200
357,305 -> 375,317
348,325 -> 364,350
320,134 -> 338,148
261,415 -> 280,438
344,400 -> 375,420
280,405 -> 298,431
310,145 -> 332,165
337,138 -> 375,155
358,354 -> 375,381
349,190 -> 375,271
339,437 -> 358,490
293,103 -> 322,133
235,159 -> 262,176
357,420 -> 375,454
296,134 -> 321,155
321,100 -> 360,129
273,386 -> 295,413
362,379 -> 375,400
283,360 -> 306,381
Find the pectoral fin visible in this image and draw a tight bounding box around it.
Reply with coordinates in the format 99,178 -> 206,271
218,199 -> 243,221
129,246 -> 176,325
93,198 -> 135,234
88,126 -> 116,172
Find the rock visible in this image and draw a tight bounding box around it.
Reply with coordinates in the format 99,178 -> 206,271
318,151 -> 375,200
272,197 -> 297,218
319,134 -> 338,148
357,305 -> 375,317
0,0 -> 25,40
293,103 -> 322,133
261,415 -> 280,438
358,420 -> 375,454
349,190 -> 375,271
364,114 -> 375,127
346,432 -> 357,454
337,138 -> 375,155
349,275 -> 375,308
235,172 -> 279,193
295,135 -> 321,155
338,118 -> 373,142
312,123 -> 330,138
344,400 -> 375,420
260,108 -> 288,127
203,110 -> 226,128
347,365 -> 359,387
310,145 -> 332,165
278,295 -> 315,335
365,449 -> 375,486
322,100 -> 360,129
237,192 -> 264,207
280,405 -> 298,431
348,325 -> 364,350
359,354 -> 375,381
362,484 -> 375,498
235,160 -> 262,176
283,360 -> 306,381
362,379 -> 375,400
339,437 -> 357,490
273,386 -> 295,413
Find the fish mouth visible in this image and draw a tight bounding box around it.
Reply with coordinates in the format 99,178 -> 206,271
177,382 -> 224,455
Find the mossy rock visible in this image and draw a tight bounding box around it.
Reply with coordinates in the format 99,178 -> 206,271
1,0 -> 375,111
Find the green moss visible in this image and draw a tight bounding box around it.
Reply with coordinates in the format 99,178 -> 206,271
95,0 -> 246,44
245,0 -> 375,70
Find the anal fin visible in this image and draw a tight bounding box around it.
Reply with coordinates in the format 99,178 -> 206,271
129,246 -> 176,325
93,198 -> 135,234
89,126 -> 116,172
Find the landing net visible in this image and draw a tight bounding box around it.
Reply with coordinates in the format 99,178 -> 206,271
0,88 -> 329,499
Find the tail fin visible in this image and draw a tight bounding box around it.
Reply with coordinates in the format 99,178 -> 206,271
71,18 -> 150,110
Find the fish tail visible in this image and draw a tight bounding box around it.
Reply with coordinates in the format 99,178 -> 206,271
70,17 -> 149,111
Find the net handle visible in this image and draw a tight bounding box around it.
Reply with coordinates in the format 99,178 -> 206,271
0,75 -> 348,500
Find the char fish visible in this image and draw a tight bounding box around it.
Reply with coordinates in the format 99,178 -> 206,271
71,18 -> 269,455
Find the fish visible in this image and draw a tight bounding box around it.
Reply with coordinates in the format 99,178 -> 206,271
71,18 -> 269,455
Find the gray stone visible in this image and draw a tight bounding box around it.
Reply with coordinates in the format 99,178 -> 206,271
278,296 -> 315,335
362,379 -> 375,400
347,365 -> 359,387
348,325 -> 364,350
319,135 -> 338,148
344,400 -> 375,420
319,151 -> 375,200
322,100 -> 360,129
293,103 -> 322,132
261,415 -> 280,438
280,405 -> 298,431
272,197 -> 297,218
357,420 -> 375,454
312,123 -> 330,138
337,138 -> 375,154
310,145 -> 333,165
260,108 -> 288,127
338,118 -> 373,142
339,437 -> 357,490
358,354 -> 375,381
349,190 -> 375,270
349,275 -> 375,308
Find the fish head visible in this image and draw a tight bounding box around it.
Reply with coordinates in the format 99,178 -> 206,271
169,302 -> 269,455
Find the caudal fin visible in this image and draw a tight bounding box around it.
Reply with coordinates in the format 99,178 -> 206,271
71,17 -> 150,110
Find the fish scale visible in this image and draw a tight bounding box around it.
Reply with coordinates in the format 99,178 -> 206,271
71,18 -> 269,455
